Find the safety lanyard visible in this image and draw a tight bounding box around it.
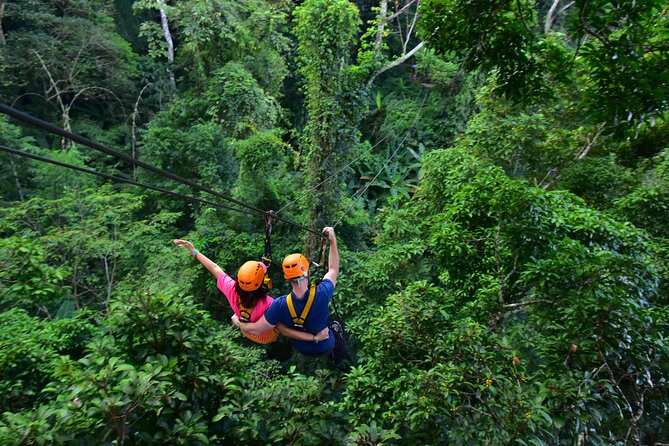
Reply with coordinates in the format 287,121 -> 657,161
287,283 -> 316,329
263,211 -> 275,265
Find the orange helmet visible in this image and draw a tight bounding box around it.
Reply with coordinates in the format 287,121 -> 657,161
282,253 -> 309,280
237,261 -> 266,291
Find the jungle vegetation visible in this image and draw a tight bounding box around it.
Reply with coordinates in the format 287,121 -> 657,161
0,0 -> 668,444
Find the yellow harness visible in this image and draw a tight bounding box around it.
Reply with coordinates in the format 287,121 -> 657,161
236,297 -> 278,344
286,284 -> 316,329
237,298 -> 253,323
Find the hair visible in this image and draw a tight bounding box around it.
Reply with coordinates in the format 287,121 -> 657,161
235,282 -> 268,309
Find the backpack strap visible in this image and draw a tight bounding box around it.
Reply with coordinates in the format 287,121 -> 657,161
286,283 -> 316,329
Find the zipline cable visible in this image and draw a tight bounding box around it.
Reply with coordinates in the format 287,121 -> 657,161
0,103 -> 322,236
0,103 -> 262,213
332,88 -> 430,229
0,144 -> 254,216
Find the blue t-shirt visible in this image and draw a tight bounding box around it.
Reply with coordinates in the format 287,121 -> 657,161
264,279 -> 335,355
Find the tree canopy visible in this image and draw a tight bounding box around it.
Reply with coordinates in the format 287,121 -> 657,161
0,0 -> 667,444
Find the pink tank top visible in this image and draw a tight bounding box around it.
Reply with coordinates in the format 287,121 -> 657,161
216,272 -> 273,321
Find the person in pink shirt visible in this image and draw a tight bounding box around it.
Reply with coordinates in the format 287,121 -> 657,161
174,239 -> 328,344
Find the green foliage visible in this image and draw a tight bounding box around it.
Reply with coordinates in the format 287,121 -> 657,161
559,155 -> 635,208
134,0 -> 291,93
340,148 -> 669,444
615,149 -> 669,238
459,107 -> 574,182
1,1 -> 669,445
571,0 -> 669,126
138,99 -> 237,195
28,148 -> 98,198
205,62 -> 282,137
419,0 -> 551,102
0,187 -> 181,312
231,130 -> 292,212
1,0 -> 138,122
216,368 -> 347,444
0,237 -> 69,315
0,291 -> 350,445
419,0 -> 669,129
294,0 -> 363,237
0,116 -> 38,201
0,308 -> 95,413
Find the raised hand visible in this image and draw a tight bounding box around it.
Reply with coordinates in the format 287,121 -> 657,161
173,239 -> 195,253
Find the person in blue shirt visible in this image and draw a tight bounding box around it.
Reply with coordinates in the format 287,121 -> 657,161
234,227 -> 348,365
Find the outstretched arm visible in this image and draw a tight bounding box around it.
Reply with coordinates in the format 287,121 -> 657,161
232,314 -> 328,342
234,314 -> 276,336
322,227 -> 339,287
276,323 -> 329,342
173,239 -> 223,279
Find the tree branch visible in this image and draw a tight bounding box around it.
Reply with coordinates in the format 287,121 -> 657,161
367,40 -> 424,87
544,0 -> 561,34
403,4 -> 420,54
577,122 -> 606,159
386,0 -> 419,22
373,0 -> 388,61
544,0 -> 574,34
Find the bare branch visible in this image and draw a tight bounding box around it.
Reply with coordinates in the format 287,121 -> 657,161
403,5 -> 419,54
539,167 -> 559,190
34,51 -> 65,114
386,0 -> 419,22
131,83 -> 153,178
11,92 -> 53,108
367,40 -> 424,87
544,0 -> 574,34
68,86 -> 128,122
577,122 -> 606,159
544,0 -> 561,34
34,50 -> 74,147
502,299 -> 553,309
68,36 -> 94,85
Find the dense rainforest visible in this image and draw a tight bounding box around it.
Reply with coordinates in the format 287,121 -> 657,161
1,0 -> 668,444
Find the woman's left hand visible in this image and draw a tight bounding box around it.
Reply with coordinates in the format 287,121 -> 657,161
173,239 -> 195,252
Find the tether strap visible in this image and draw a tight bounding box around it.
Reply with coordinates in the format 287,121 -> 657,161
262,210 -> 276,265
312,236 -> 327,284
287,283 -> 316,328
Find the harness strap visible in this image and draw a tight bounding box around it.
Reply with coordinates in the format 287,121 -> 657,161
287,283 -> 316,329
238,299 -> 253,323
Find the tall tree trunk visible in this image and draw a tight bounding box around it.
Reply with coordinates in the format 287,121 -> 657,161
0,3 -> 6,45
9,153 -> 25,202
373,0 -> 388,61
157,0 -> 176,90
544,0 -> 561,34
